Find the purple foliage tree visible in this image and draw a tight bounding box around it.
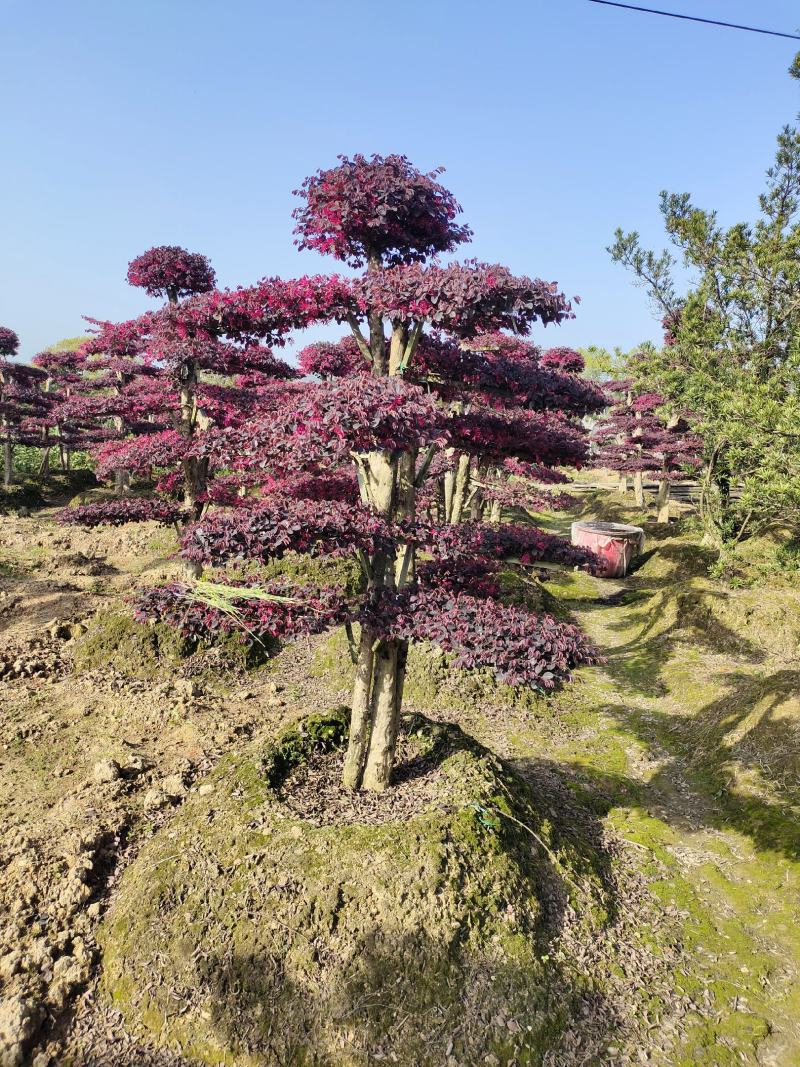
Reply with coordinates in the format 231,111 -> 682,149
132,155 -> 601,791
594,384 -> 703,519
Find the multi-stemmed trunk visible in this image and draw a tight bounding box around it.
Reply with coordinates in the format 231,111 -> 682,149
633,470 -> 645,508
340,268 -> 421,791
342,447 -> 408,791
37,446 -> 50,480
178,355 -> 210,580
656,476 -> 670,523
2,438 -> 12,490
112,384 -> 129,494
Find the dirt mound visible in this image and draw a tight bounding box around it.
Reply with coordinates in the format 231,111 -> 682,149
98,712 -> 622,1066
72,608 -> 273,677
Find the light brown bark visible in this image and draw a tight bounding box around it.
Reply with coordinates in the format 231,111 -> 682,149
633,471 -> 645,508
657,478 -> 670,523
37,447 -> 50,479
342,628 -> 376,790
341,266 -> 420,791
449,452 -> 471,524
361,639 -> 400,792
3,440 -> 12,489
343,445 -> 401,791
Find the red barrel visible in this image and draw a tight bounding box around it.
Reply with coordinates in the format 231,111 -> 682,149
571,521 -> 645,579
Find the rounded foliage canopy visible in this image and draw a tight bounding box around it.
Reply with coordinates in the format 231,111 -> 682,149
292,153 -> 472,268
126,246 -> 216,301
0,327 -> 20,357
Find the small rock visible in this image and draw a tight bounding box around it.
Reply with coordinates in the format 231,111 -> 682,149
124,755 -> 148,777
175,679 -> 201,698
142,788 -> 167,811
197,783 -> 215,796
25,939 -> 52,969
51,955 -> 77,982
0,995 -> 43,1066
92,758 -> 121,784
0,952 -> 22,980
161,774 -> 187,799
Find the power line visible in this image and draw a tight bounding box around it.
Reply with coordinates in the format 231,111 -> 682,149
587,0 -> 800,40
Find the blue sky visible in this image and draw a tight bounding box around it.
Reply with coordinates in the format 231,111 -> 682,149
2,0 -> 798,362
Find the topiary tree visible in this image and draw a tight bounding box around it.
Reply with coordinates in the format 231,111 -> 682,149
50,317 -> 165,492
0,326 -> 21,488
0,327 -> 54,490
134,154 -> 601,792
31,345 -> 97,476
594,383 -> 702,519
57,249 -> 298,554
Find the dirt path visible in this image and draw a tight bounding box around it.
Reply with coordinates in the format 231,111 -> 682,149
521,509 -> 800,1065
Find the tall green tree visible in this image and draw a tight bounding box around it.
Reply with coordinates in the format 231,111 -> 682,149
609,62 -> 800,544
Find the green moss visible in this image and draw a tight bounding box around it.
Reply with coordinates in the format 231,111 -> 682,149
262,707 -> 350,786
242,551 -> 364,598
524,496 -> 800,1064
71,607 -> 280,678
99,713 -> 615,1067
72,609 -> 196,677
67,486 -> 119,507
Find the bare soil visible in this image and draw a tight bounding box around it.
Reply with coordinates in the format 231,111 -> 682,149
278,731 -> 446,826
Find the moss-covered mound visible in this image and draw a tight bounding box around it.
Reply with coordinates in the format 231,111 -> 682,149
99,712 -> 608,1066
72,608 -> 273,676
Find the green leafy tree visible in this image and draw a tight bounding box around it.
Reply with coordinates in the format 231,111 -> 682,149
578,344 -> 629,382
609,65 -> 800,544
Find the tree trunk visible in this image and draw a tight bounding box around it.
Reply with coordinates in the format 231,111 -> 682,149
449,453 -> 471,524
37,448 -> 51,479
179,358 -> 211,521
443,451 -> 456,521
657,479 -> 670,523
361,639 -> 400,792
342,628 -> 376,790
633,471 -> 645,508
112,413 -> 127,494
489,499 -> 502,524
343,446 -> 405,791
394,450 -> 416,585
342,294 -> 419,792
3,440 -> 13,489
618,473 -> 628,495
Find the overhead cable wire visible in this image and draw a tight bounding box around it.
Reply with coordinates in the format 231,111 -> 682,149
588,1 -> 800,41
